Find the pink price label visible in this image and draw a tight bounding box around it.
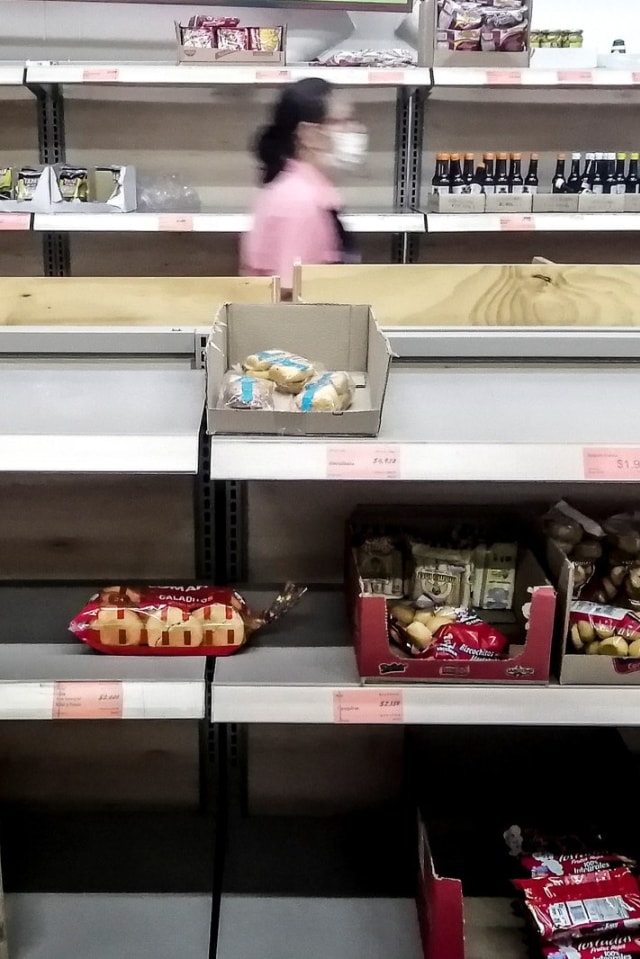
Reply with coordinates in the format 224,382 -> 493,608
82,68 -> 120,82
486,69 -> 521,85
370,69 -> 405,85
557,70 -> 594,85
500,215 -> 535,231
633,73 -> 640,84
333,689 -> 404,724
583,447 -> 640,480
0,214 -> 29,231
327,445 -> 401,480
52,681 -> 123,720
255,69 -> 290,82
157,215 -> 194,232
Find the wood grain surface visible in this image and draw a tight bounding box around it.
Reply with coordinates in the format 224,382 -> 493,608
0,275 -> 276,327
298,263 -> 640,327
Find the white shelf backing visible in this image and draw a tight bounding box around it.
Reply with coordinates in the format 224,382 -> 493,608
6,894 -> 212,959
217,896 -> 423,959
0,367 -> 204,472
25,62 -> 432,88
33,211 -> 425,234
427,212 -> 640,233
209,362 -> 640,482
433,67 -> 640,87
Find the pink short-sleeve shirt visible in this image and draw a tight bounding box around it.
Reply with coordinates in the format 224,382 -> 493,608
241,160 -> 342,289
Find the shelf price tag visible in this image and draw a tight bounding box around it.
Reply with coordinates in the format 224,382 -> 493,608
583,447 -> 640,480
255,69 -> 291,83
0,214 -> 29,231
370,69 -> 405,85
633,73 -> 640,85
326,444 -> 401,480
52,681 -> 123,719
157,214 -> 194,232
82,67 -> 120,82
333,689 -> 404,724
486,69 -> 521,85
557,70 -> 593,85
499,215 -> 535,231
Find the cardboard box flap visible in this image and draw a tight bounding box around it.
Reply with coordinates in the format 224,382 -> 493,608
418,821 -> 464,959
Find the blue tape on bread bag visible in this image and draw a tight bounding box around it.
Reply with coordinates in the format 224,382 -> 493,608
276,357 -> 310,372
240,376 -> 255,403
301,373 -> 333,411
255,350 -> 286,362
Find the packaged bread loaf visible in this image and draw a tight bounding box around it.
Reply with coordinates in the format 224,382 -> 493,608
294,371 -> 355,412
220,372 -> 274,411
69,583 -> 306,656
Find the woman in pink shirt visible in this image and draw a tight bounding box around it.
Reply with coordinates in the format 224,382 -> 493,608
241,78 -> 366,295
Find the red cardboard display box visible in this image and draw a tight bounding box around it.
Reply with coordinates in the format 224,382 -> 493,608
348,507 -> 556,684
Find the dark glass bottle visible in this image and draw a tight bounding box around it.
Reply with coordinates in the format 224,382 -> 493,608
591,153 -> 604,195
626,153 -> 640,194
495,153 -> 510,194
566,153 -> 581,193
483,153 -> 496,194
462,153 -> 475,192
615,153 -> 627,194
604,153 -> 618,194
580,153 -> 595,192
471,162 -> 486,194
524,154 -> 539,194
449,153 -> 465,194
551,154 -> 566,194
508,153 -> 524,194
431,153 -> 451,195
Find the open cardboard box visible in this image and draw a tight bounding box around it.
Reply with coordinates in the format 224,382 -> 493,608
175,22 -> 286,64
421,0 -> 532,68
549,537 -> 640,685
347,506 -> 556,683
48,165 -> 137,213
206,303 -> 392,436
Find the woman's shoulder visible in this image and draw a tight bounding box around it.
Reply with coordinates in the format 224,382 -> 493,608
259,162 -> 340,216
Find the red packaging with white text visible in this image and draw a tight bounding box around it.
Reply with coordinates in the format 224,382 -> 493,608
521,854 -> 635,879
542,936 -> 640,958
69,583 -> 305,656
513,868 -> 640,940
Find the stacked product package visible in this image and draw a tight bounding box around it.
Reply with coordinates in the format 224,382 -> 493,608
180,15 -> 283,53
437,0 -> 530,53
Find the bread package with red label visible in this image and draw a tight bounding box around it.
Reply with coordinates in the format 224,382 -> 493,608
521,854 -> 635,879
69,583 -> 306,656
388,603 -> 510,660
542,936 -> 640,958
513,868 -> 640,941
568,601 -> 640,658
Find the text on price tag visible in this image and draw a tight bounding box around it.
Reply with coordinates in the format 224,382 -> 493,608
0,214 -> 29,231
333,689 -> 404,724
583,447 -> 640,480
82,68 -> 120,82
500,215 -> 535,231
255,69 -> 291,83
327,445 -> 401,480
370,69 -> 405,85
157,214 -> 194,232
557,70 -> 594,85
633,73 -> 640,85
52,681 -> 123,719
486,69 -> 521,85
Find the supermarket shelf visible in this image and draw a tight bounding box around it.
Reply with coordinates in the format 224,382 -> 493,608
213,644 -> 640,726
216,895 -> 423,959
0,368 -> 204,472
33,210 -> 425,234
433,67 -> 640,87
427,212 -> 640,233
25,61 -> 432,88
6,893 -> 212,959
209,362 -> 640,482
0,587 -> 205,720
0,64 -> 26,86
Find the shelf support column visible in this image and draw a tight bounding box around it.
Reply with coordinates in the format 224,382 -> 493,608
392,86 -> 425,264
29,81 -> 71,276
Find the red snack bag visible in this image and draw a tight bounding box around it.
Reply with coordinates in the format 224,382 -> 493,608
522,854 -> 635,879
542,936 -> 640,958
187,16 -> 240,29
569,601 -> 640,657
513,868 -> 640,940
216,27 -> 249,50
69,583 -> 305,656
430,610 -> 509,661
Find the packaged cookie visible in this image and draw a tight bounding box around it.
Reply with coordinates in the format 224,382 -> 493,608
387,603 -> 509,660
357,536 -> 404,598
568,601 -> 640,658
216,27 -> 249,50
57,166 -> 89,202
69,582 -> 306,656
15,168 -> 42,201
409,543 -> 473,608
248,27 -> 283,52
220,372 -> 275,411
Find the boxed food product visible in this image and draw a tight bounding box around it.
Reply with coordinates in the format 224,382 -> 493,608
175,21 -> 286,64
0,165 -> 51,212
49,164 -> 136,213
421,0 -> 532,68
68,583 -> 305,656
206,304 -> 392,437
348,507 -> 555,683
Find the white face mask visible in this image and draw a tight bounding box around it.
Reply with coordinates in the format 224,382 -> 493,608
329,130 -> 368,169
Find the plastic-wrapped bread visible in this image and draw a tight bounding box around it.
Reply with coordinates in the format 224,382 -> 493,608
294,372 -> 355,412
219,372 -> 274,410
242,349 -> 290,373
268,355 -> 316,394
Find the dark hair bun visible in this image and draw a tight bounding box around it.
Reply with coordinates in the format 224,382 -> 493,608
253,78 -> 332,184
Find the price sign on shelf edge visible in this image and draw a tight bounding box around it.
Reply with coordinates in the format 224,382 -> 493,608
327,444 -> 401,480
333,689 -> 404,724
557,70 -> 594,85
52,681 -> 124,719
0,214 -> 29,231
82,67 -> 120,83
157,214 -> 194,232
486,69 -> 521,85
583,448 -> 640,481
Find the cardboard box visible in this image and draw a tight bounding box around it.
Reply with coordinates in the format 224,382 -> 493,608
48,165 -> 137,213
578,194 -> 625,213
348,507 -> 556,684
175,22 -> 286,65
0,166 -> 51,213
485,194 -> 533,213
206,303 -> 392,436
422,0 -> 531,68
625,194 -> 640,213
549,538 -> 640,685
532,193 -> 579,213
427,194 -> 485,213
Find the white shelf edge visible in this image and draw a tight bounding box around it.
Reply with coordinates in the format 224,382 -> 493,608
33,211 -> 424,234
427,212 -> 640,233
433,67 -> 640,88
0,434 -> 199,473
0,65 -> 26,86
0,679 -> 205,720
25,62 -> 431,88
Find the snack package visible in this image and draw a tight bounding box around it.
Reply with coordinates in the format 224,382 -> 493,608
187,15 -> 240,29
357,537 -> 404,599
0,168 -> 12,200
545,502 -> 605,598
219,372 -> 274,411
57,166 -> 88,202
513,868 -> 640,941
216,27 -> 249,50
568,601 -> 640,658
437,29 -> 482,50
410,543 -> 473,608
69,583 -> 306,656
481,25 -> 527,51
472,541 -> 517,610
294,372 -> 354,412
543,937 -> 640,958
388,603 -> 509,660
242,349 -> 291,375
268,356 -> 316,394
15,168 -> 42,201
182,28 -> 214,48
248,27 -> 282,51
522,854 -> 635,879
